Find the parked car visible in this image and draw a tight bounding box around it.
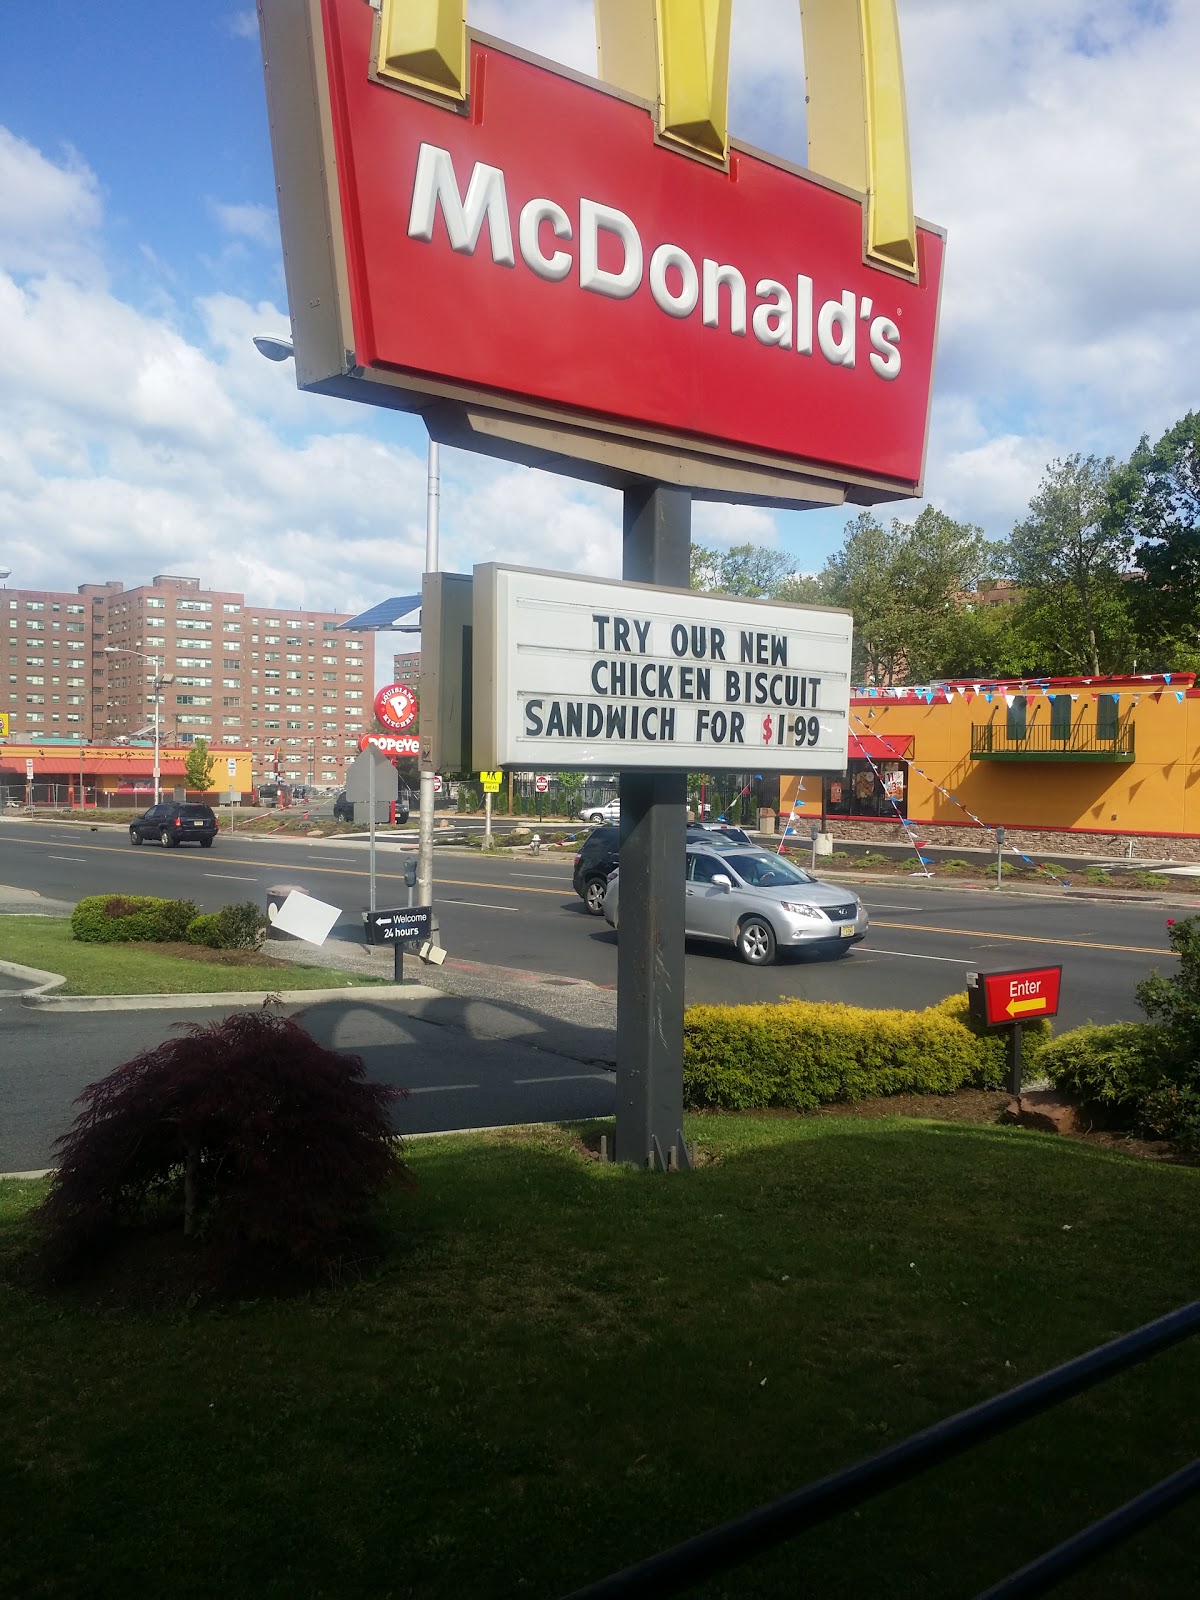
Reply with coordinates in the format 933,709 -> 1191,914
573,823 -> 754,916
579,798 -> 620,824
129,802 -> 218,848
689,822 -> 754,846
333,791 -> 411,825
603,842 -> 868,965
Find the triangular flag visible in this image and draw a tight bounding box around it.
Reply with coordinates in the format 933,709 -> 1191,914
1176,691 -> 1185,702
1164,673 -> 1173,685
1004,693 -> 1015,707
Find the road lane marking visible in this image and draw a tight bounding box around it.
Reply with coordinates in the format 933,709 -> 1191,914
439,898 -> 518,912
408,1083 -> 479,1094
862,947 -> 975,964
49,855 -> 86,863
872,920 -> 1174,958
513,1072 -> 614,1084
8,837 -> 574,894
860,901 -> 924,910
205,874 -> 261,882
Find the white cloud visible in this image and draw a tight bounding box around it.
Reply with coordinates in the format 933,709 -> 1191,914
0,128 -> 102,281
209,201 -> 280,249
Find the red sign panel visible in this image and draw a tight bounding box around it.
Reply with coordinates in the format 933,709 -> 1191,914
971,967 -> 1063,1028
304,1 -> 943,497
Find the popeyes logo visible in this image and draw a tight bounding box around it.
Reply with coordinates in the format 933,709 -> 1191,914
359,733 -> 421,757
374,682 -> 419,733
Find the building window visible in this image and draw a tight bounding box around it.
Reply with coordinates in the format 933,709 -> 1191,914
1006,695 -> 1027,741
222,603 -> 241,614
145,598 -> 165,608
177,600 -> 212,612
177,714 -> 211,726
25,601 -> 45,611
1050,696 -> 1072,741
1096,693 -> 1119,741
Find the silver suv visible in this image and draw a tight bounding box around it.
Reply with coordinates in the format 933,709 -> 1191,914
603,842 -> 868,966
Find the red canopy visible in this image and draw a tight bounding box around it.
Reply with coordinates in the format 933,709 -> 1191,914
0,755 -> 188,777
847,733 -> 913,761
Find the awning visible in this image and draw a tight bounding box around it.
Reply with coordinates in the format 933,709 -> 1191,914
848,733 -> 913,761
338,594 -> 422,632
0,755 -> 189,777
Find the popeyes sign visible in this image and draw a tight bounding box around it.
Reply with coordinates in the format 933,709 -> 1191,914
258,0 -> 944,505
374,682 -> 419,733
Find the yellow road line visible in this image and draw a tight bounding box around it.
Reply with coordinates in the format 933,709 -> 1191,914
872,920 -> 1174,958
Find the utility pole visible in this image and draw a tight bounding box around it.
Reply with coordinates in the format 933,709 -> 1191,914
417,438 -> 439,936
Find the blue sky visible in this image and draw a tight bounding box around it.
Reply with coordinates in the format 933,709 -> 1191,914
1,0 -> 1198,664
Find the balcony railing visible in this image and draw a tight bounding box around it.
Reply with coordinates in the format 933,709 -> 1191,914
971,721 -> 1135,762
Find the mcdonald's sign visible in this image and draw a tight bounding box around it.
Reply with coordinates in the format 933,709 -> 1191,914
258,0 -> 945,506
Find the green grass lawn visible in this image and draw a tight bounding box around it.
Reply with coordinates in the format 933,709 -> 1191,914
1,1116 -> 1197,1599
0,916 -> 374,994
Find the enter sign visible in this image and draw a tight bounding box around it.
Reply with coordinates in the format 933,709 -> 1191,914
967,965 -> 1063,1029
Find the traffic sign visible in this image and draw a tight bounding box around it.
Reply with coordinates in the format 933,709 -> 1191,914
227,757 -> 238,776
362,906 -> 433,946
345,745 -> 399,805
25,758 -> 35,780
535,774 -> 549,794
967,966 -> 1062,1029
480,769 -> 503,793
432,774 -> 442,794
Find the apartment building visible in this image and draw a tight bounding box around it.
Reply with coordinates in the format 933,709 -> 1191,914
2,575 -> 374,788
392,650 -> 420,688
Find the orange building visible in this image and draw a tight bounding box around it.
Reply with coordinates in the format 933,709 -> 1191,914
781,673 -> 1200,847
0,743 -> 254,807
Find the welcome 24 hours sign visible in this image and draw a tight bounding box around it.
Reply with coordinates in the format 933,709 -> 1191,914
470,565 -> 852,773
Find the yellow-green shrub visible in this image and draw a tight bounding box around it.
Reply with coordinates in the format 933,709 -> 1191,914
683,994 -> 1049,1111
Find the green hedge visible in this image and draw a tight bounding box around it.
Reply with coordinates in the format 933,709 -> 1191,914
682,993 -> 1049,1112
185,902 -> 268,950
71,895 -> 198,944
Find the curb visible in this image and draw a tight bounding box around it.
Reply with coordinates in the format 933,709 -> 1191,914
0,958 -> 66,996
21,981 -> 444,1012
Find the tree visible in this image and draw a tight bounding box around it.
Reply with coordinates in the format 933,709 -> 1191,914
1003,455 -> 1134,675
1108,412 -> 1200,666
690,542 -> 797,597
820,507 -> 991,684
184,737 -> 214,793
929,601 -> 1051,681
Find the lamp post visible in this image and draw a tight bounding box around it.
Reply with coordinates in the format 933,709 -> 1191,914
254,329 -> 440,924
104,647 -> 176,802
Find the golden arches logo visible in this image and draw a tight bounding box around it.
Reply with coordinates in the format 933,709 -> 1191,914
375,0 -> 916,274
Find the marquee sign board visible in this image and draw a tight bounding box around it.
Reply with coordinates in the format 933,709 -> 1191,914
257,0 -> 945,507
472,564 -> 852,774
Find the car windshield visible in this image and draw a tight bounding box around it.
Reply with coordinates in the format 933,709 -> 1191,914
723,852 -> 815,887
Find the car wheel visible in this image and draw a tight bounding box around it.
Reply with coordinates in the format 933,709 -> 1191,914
736,915 -> 777,966
160,828 -> 174,848
583,876 -> 608,915
200,838 -> 213,849
129,827 -> 141,845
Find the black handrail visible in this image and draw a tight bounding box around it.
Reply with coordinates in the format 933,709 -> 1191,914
971,1456 -> 1200,1599
562,1299 -> 1200,1600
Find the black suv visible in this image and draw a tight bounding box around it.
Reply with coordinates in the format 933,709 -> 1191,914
129,802 -> 218,848
572,822 -> 755,914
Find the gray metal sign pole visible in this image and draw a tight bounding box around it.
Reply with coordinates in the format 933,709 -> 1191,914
615,484 -> 690,1168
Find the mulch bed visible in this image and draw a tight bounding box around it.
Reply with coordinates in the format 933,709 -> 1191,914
151,942 -> 295,969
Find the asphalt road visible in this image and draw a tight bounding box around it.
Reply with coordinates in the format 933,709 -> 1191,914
1,814 -> 1193,1174
0,814 -> 1187,1023
0,993 -> 617,1174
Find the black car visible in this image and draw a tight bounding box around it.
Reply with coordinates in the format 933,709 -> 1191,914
333,791 -> 411,824
573,822 -> 754,914
129,802 -> 218,848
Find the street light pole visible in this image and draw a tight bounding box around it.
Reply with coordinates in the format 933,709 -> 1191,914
418,438 -> 440,926
105,646 -> 173,804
